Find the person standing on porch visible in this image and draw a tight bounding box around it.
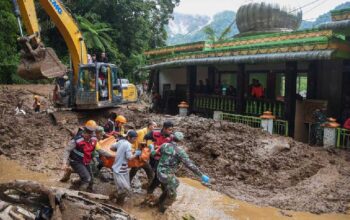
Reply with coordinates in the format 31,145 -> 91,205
343,115 -> 350,147
251,79 -> 264,98
343,117 -> 350,130
197,80 -> 205,93
205,78 -> 210,94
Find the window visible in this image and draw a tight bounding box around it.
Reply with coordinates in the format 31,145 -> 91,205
79,67 -> 96,92
275,73 -> 308,99
220,72 -> 237,88
297,74 -> 307,98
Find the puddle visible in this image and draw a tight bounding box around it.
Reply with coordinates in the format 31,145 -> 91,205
0,156 -> 349,220
0,155 -> 63,187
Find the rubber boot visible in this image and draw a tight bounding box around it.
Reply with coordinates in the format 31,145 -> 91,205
116,192 -> 127,205
59,168 -> 72,182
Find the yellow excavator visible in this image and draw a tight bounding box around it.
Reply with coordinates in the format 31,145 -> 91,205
11,0 -> 137,109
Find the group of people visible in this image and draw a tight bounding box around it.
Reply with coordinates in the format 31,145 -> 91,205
196,78 -> 264,98
87,52 -> 109,64
60,113 -> 210,212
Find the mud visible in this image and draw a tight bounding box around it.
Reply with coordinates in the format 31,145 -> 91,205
1,156 -> 349,220
1,85 -> 350,215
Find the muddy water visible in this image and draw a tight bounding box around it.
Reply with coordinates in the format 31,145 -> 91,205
0,156 -> 349,220
0,155 -> 64,187
172,178 -> 350,220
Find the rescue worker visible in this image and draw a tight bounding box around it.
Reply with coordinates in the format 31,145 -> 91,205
61,120 -> 98,191
104,112 -> 117,133
33,95 -> 41,112
59,75 -> 71,106
61,126 -> 112,183
113,115 -> 127,137
156,131 -> 209,212
109,130 -> 142,204
105,115 -> 127,138
15,100 -> 26,115
92,126 -> 112,172
95,126 -> 109,140
129,121 -> 158,187
144,121 -> 173,196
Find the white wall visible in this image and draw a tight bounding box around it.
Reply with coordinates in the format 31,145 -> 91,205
159,67 -> 186,95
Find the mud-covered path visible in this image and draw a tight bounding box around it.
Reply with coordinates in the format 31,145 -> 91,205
1,85 -> 350,218
1,156 -> 349,220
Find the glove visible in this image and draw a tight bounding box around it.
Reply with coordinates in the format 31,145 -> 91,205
134,150 -> 142,157
148,144 -> 155,152
201,175 -> 210,184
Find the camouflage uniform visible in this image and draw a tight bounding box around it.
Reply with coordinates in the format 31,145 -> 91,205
156,142 -> 203,212
312,109 -> 327,146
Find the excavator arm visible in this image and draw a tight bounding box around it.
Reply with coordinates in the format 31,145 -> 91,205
13,0 -> 87,83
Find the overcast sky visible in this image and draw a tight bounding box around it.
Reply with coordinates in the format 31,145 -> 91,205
174,0 -> 349,21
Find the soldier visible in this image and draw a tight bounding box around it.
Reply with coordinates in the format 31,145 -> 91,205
144,121 -> 173,196
155,131 -> 209,212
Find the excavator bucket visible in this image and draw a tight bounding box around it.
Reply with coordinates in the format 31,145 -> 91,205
18,47 -> 67,80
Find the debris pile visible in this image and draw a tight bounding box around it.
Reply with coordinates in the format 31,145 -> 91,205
120,111 -> 350,214
0,180 -> 133,220
0,86 -> 71,174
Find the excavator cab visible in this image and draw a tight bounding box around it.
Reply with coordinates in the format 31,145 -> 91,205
75,63 -> 122,109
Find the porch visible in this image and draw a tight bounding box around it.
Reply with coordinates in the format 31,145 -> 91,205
148,57 -> 350,142
193,94 -> 285,119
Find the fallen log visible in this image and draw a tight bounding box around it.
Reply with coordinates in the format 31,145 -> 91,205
0,180 -> 134,220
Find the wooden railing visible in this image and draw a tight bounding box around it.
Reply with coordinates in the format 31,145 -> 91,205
221,112 -> 289,136
273,119 -> 289,136
221,113 -> 261,128
336,128 -> 350,149
245,98 -> 285,118
194,94 -> 237,113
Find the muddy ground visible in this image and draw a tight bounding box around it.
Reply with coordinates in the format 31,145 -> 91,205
1,85 -> 350,215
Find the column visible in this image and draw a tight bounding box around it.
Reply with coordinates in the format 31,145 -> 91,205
307,61 -> 317,99
323,118 -> 340,148
260,111 -> 275,134
236,63 -> 246,114
208,66 -> 216,93
266,70 -> 276,99
187,65 -> 197,112
285,61 -> 297,137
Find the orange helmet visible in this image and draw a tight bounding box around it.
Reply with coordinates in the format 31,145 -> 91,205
116,115 -> 127,124
85,120 -> 97,131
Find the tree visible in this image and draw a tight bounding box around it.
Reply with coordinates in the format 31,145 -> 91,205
0,1 -> 20,83
2,0 -> 180,83
204,20 -> 235,42
76,13 -> 121,63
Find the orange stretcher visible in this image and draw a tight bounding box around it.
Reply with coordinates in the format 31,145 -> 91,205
98,136 -> 116,168
98,137 -> 152,169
